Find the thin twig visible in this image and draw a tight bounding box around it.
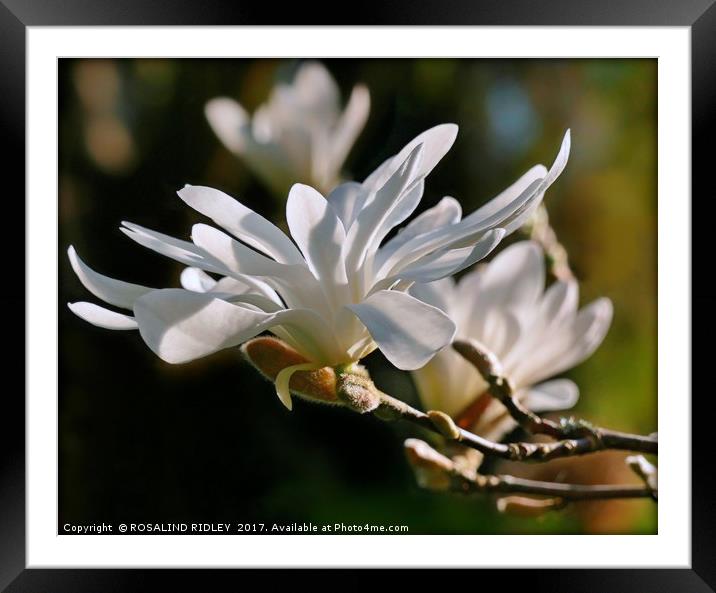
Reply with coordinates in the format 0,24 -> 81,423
451,339 -> 658,455
405,439 -> 655,505
372,390 -> 655,462
521,203 -> 575,282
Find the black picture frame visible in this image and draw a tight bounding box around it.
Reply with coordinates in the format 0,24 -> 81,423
2,1 -> 711,589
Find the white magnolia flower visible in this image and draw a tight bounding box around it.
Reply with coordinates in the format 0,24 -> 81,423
411,241 -> 613,444
206,61 -> 370,195
68,125 -> 570,410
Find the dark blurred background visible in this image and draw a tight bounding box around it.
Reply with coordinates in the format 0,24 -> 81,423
59,58 -> 656,534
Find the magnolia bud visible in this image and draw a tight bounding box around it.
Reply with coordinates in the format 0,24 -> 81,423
404,438 -> 453,491
626,455 -> 658,500
240,337 -> 340,405
452,339 -> 504,379
427,410 -> 461,439
336,370 -> 382,414
496,495 -> 565,517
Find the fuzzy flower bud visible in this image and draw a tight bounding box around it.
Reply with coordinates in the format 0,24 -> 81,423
404,438 -> 453,491
496,495 -> 565,517
241,336 -> 340,409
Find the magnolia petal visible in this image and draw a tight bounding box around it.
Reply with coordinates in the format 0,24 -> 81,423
329,84 -> 370,174
214,276 -> 263,295
518,297 -> 613,386
556,297 -> 613,372
292,62 -> 340,114
177,185 -> 304,265
476,241 -> 545,310
500,279 -> 578,371
133,289 -> 278,364
191,222 -> 324,310
375,196 -> 462,271
68,246 -> 152,310
378,177 -> 541,277
224,293 -> 285,312
192,223 -> 288,277
68,302 -> 138,330
525,379 -> 579,412
466,165 -> 547,224
327,182 -> 364,230
205,97 -> 250,154
374,179 -> 425,250
286,184 -> 349,290
347,290 -> 456,370
362,124 -> 458,194
121,222 -> 227,274
478,308 -> 522,361
490,131 -> 570,235
134,288 -> 341,366
344,144 -> 424,282
539,279 -> 579,326
396,229 -> 505,283
275,362 -> 323,411
408,277 -> 455,313
542,129 -> 571,190
180,267 -> 217,293
382,133 -> 569,277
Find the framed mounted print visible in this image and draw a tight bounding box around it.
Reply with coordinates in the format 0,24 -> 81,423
3,0 -> 711,590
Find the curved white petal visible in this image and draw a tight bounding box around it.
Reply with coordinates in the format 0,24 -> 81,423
466,165 -> 547,224
539,279 -> 579,327
475,241 -> 545,310
292,61 -> 340,115
542,129 -> 571,189
344,144 -> 424,285
328,84 -> 370,174
395,229 -> 504,283
362,124 -> 458,194
177,185 -> 304,265
408,277 -> 455,313
501,279 -> 579,372
477,309 -> 522,362
180,267 -> 217,293
205,97 -> 250,154
378,176 -> 540,277
525,379 -> 579,412
121,222 -> 227,274
68,246 -> 152,309
191,223 -> 324,310
327,182 -> 364,230
381,132 -> 569,277
68,302 -> 138,330
286,184 -> 349,295
517,297 -> 613,386
375,196 -> 462,271
347,290 -> 456,370
133,289 -> 275,363
377,179 -> 425,245
134,288 -> 344,366
556,297 -> 613,371
214,276 -> 263,296
275,362 -> 323,411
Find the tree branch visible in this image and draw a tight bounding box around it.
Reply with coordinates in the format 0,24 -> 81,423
451,339 -> 658,455
405,439 -> 655,508
521,203 -> 575,282
372,389 -> 655,462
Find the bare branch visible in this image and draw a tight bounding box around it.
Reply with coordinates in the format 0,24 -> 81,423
373,388 -> 656,463
626,455 -> 658,501
521,203 -> 575,282
405,439 -> 655,505
452,339 -> 658,455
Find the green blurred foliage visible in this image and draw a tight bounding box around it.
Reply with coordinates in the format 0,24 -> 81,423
59,58 -> 656,535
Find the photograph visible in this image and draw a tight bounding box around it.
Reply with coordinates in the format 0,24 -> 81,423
58,57 -> 658,536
